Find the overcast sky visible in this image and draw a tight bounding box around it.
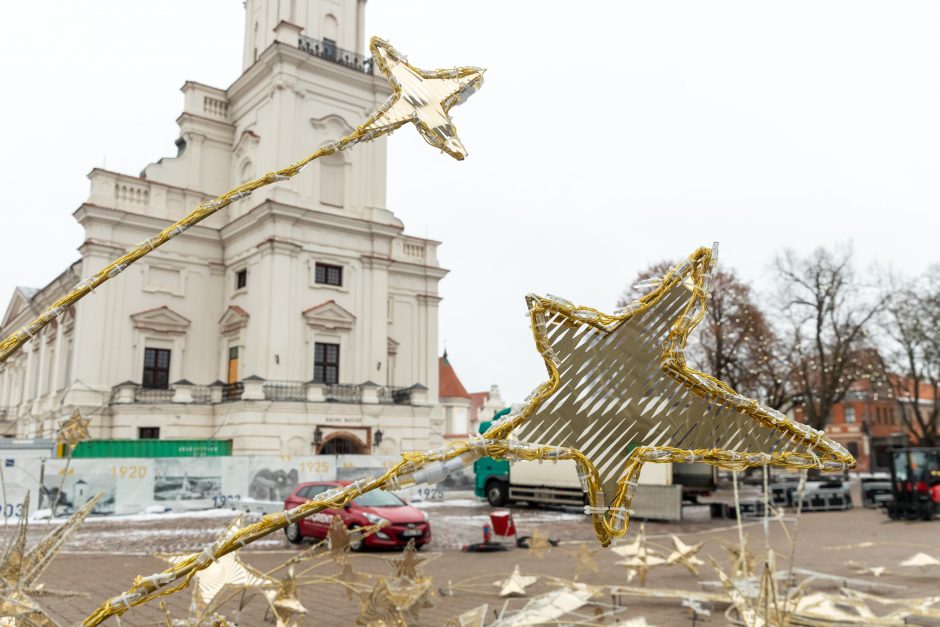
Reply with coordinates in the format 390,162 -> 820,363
2,2 -> 939,403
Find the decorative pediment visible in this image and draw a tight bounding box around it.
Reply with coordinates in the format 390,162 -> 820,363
1,286 -> 38,329
130,306 -> 191,334
219,305 -> 250,334
233,129 -> 260,160
302,300 -> 355,331
310,114 -> 353,135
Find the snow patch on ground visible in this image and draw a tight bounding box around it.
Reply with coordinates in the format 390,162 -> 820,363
413,499 -> 484,509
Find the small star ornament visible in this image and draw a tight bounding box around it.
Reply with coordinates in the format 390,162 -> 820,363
666,535 -> 705,576
899,552 -> 940,569
327,516 -> 351,564
494,565 -> 538,597
56,409 -> 90,450
526,530 -> 552,560
262,567 -> 307,627
362,38 -> 484,160
159,517 -> 276,610
488,245 -> 854,545
0,492 -> 102,625
386,538 -> 434,580
573,544 -> 599,580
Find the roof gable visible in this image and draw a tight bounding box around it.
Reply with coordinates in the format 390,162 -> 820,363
439,353 -> 471,399
1,287 -> 38,329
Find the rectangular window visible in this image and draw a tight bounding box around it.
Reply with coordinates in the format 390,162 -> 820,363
235,269 -> 247,290
844,407 -> 855,423
138,427 -> 160,439
142,348 -> 171,389
314,342 -> 340,384
315,263 -> 342,286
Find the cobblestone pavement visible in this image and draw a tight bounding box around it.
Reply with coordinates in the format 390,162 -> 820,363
8,499 -> 940,626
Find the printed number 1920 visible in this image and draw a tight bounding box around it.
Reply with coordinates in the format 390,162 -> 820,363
111,465 -> 147,479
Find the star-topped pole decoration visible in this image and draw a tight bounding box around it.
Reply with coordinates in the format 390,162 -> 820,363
362,38 -> 484,160
484,244 -> 855,546
0,36 -> 484,365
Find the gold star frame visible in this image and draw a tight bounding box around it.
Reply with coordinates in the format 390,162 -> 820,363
0,37 -> 484,364
486,244 -> 853,545
82,246 -> 854,625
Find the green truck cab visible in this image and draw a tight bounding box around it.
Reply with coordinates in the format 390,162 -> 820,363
473,408 -> 510,502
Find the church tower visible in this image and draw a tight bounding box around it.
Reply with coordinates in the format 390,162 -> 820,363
243,0 -> 366,70
142,0 -> 392,227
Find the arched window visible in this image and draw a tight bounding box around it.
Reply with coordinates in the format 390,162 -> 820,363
323,14 -> 339,44
319,152 -> 345,208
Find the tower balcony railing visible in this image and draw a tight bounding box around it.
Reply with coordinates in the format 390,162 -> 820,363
297,35 -> 374,75
110,379 -> 428,406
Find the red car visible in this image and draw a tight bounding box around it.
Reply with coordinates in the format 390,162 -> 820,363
283,481 -> 431,550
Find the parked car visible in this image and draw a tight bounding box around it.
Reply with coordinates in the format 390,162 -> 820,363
282,481 -> 431,550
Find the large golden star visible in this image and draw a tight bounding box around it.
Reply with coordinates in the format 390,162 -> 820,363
359,37 -> 484,160
486,246 -> 853,543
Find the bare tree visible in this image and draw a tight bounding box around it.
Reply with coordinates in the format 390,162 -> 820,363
619,261 -> 787,404
775,246 -> 882,431
883,266 -> 940,446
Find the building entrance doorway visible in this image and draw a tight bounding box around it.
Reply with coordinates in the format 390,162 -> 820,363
319,435 -> 365,455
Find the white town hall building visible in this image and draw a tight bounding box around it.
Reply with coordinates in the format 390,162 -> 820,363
0,0 -> 451,456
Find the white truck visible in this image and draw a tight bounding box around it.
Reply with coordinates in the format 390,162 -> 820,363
478,457 -> 716,522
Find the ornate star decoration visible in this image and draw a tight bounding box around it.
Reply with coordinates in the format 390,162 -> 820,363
666,535 -> 705,576
526,530 -> 552,560
262,567 -> 307,627
846,561 -> 889,578
572,544 -> 599,580
55,409 -> 90,450
386,538 -> 436,580
612,524 -> 667,586
494,565 -> 538,597
610,522 -> 653,560
0,492 -> 102,625
159,518 -> 276,610
486,246 -> 854,545
357,576 -> 433,626
158,549 -> 276,610
327,516 -> 351,564
360,37 -> 485,160
899,553 -> 940,569
337,561 -> 361,600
